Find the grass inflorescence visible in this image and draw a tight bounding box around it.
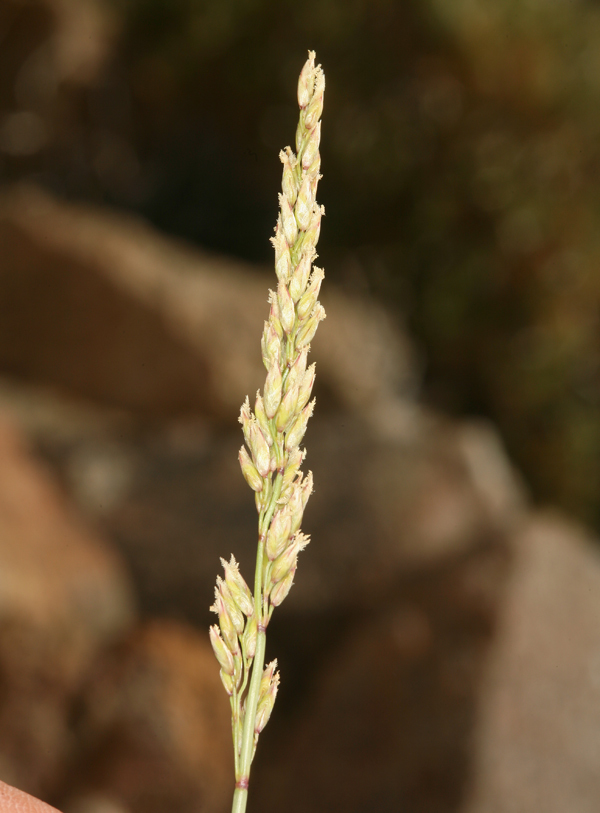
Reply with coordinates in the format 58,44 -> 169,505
208,51 -> 326,813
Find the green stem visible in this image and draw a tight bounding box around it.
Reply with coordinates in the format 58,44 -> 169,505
230,470 -> 284,813
231,785 -> 248,813
231,691 -> 239,779
231,628 -> 266,813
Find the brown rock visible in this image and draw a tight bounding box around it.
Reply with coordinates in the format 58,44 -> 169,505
0,185 -> 414,420
253,538 -> 511,813
0,377 -> 527,683
0,379 -> 531,811
463,513 -> 600,813
253,512 -> 600,813
0,412 -> 135,798
60,620 -> 233,813
0,375 -> 527,626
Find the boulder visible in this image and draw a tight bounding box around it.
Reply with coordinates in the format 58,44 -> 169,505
0,412 -> 135,798
1,183 -> 588,813
253,534 -> 511,813
463,514 -> 600,813
252,512 -> 600,813
0,185 -> 414,421
59,620 -> 233,813
0,377 -> 527,625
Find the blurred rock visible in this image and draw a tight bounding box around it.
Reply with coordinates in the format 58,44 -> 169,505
253,512 -> 600,813
0,372 -> 530,812
0,181 -> 533,806
254,536 -> 510,813
0,411 -> 135,798
60,620 -> 232,813
0,185 -> 414,421
0,376 -> 527,626
463,513 -> 600,813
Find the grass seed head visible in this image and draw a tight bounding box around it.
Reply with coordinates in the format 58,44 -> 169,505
210,51 -> 326,797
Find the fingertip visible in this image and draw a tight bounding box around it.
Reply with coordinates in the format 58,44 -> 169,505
0,781 -> 62,813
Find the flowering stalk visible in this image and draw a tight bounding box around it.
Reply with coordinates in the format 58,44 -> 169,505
209,51 -> 325,813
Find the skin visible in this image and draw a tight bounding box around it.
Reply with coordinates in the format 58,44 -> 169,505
0,782 -> 61,813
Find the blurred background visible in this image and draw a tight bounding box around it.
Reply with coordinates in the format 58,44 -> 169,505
1,0 -> 600,812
